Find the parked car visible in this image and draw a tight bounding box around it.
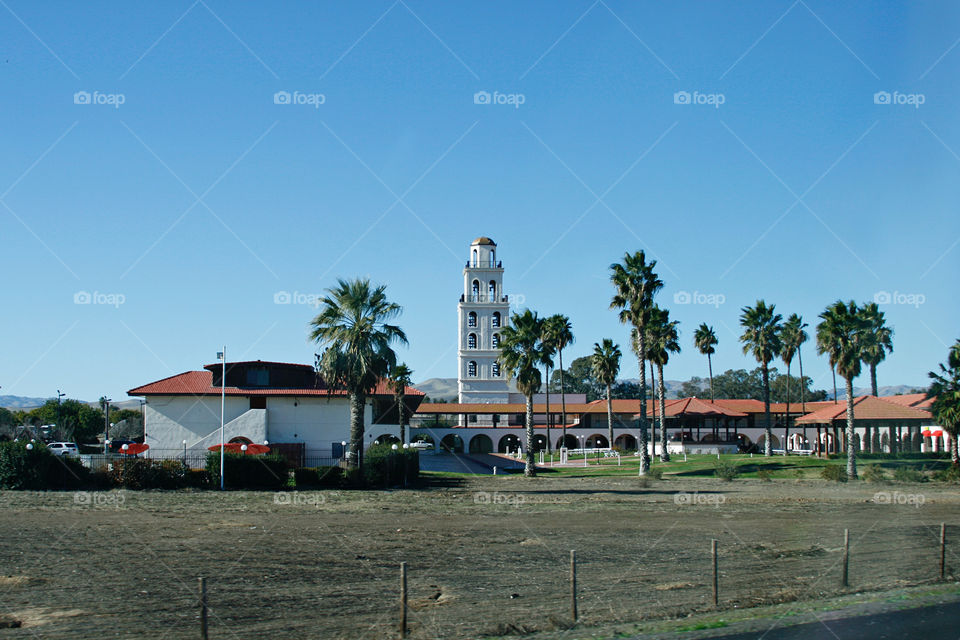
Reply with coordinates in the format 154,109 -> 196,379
410,441 -> 434,451
47,442 -> 79,457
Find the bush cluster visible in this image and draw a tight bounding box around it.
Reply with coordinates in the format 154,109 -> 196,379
0,441 -> 88,489
714,459 -> 739,481
363,444 -> 419,488
891,466 -> 925,483
206,452 -> 289,489
859,464 -> 886,483
294,466 -> 344,488
820,464 -> 847,482
108,458 -> 188,490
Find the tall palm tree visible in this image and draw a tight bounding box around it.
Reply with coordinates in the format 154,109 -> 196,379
544,314 -> 574,452
817,300 -> 867,479
780,314 -> 805,454
860,303 -> 894,397
592,339 -> 622,450
927,339 -> 960,466
310,278 -> 407,470
539,321 -> 558,453
610,251 -> 663,476
389,363 -> 413,445
693,324 -> 718,402
739,300 -> 783,456
499,310 -> 546,477
644,307 -> 680,462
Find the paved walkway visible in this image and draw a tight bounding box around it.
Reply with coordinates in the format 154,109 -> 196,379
418,452 -> 492,475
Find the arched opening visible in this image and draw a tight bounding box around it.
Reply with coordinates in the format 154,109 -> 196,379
468,311 -> 477,328
498,434 -> 521,453
788,433 -> 807,450
492,362 -> 501,377
229,436 -> 253,444
757,433 -> 781,450
880,432 -> 889,452
492,333 -> 500,348
490,249 -> 495,265
374,434 -> 401,446
467,361 -> 477,377
587,434 -> 609,448
488,280 -> 497,300
492,312 -> 501,328
468,333 -> 477,349
615,434 -> 637,450
440,434 -> 464,453
472,249 -> 478,266
557,434 -> 579,449
469,434 -> 493,454
532,434 -> 547,452
701,433 -> 719,443
471,280 -> 480,299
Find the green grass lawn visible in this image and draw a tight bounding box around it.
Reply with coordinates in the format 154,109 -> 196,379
528,452 -> 953,480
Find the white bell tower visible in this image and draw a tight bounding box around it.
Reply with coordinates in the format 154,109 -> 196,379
458,237 -> 510,408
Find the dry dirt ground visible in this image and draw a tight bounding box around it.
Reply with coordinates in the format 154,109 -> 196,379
0,475 -> 957,639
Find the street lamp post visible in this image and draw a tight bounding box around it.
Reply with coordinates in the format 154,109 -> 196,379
103,398 -> 112,454
217,348 -> 226,491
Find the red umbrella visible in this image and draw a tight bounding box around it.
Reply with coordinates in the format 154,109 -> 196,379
119,443 -> 149,455
931,430 -> 944,438
207,443 -> 270,455
922,429 -> 933,437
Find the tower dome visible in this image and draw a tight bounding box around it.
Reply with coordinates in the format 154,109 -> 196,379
471,237 -> 496,246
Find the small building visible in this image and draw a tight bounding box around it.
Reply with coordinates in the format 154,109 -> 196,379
128,360 -> 424,465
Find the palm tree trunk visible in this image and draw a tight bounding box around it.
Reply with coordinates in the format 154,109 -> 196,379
798,347 -> 806,413
524,394 -> 535,477
784,360 -> 791,456
636,332 -> 650,476
606,383 -> 614,451
559,349 -> 567,454
815,426 -> 822,456
658,362 -> 669,462
870,364 -> 878,397
650,361 -> 657,457
707,352 -> 715,402
762,364 -> 772,456
951,432 -> 959,466
350,392 -> 366,470
864,425 -> 871,454
845,377 -> 857,479
397,394 -> 406,445
545,366 -> 551,455
832,366 -> 838,404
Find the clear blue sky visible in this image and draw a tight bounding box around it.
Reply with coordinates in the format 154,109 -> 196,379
2,1 -> 957,402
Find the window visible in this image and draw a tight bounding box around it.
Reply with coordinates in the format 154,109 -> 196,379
468,311 -> 477,327
472,249 -> 478,267
490,249 -> 495,265
471,280 -> 480,299
468,361 -> 477,377
492,333 -> 500,348
245,368 -> 269,386
468,333 -> 477,349
492,312 -> 501,328
492,362 -> 501,377
488,280 -> 497,299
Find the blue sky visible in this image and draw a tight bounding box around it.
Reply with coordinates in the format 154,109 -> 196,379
2,1 -> 958,402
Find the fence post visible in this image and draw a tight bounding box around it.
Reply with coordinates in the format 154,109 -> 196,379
711,539 -> 718,607
841,529 -> 850,587
198,577 -> 208,640
570,550 -> 578,622
400,562 -> 408,638
940,523 -> 946,580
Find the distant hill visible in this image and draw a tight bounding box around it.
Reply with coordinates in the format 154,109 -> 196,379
0,396 -> 141,411
832,384 -> 927,400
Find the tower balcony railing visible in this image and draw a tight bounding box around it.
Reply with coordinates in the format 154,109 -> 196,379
460,294 -> 509,303
465,260 -> 503,268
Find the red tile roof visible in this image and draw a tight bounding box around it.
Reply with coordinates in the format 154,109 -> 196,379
128,369 -> 424,398
795,396 -> 933,424
880,393 -> 935,409
636,397 -> 748,418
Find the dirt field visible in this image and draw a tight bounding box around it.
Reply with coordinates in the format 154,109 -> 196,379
0,475 -> 957,639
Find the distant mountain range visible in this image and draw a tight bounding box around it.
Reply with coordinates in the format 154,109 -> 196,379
0,396 -> 141,411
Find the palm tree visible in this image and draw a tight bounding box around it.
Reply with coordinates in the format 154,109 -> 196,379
780,314 -> 805,454
544,314 -> 574,453
739,300 -> 783,456
860,303 -> 894,397
693,324 -> 718,402
499,310 -> 546,477
927,339 -> 960,466
310,278 -> 408,470
644,307 -> 680,462
610,251 -> 663,476
389,363 -> 413,445
817,300 -> 867,479
539,321 -> 557,453
592,339 -> 622,450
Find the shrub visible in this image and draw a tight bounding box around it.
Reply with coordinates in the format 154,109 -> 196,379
859,464 -> 886,483
206,452 -> 288,489
892,466 -> 924,483
109,458 -> 187,490
933,465 -> 960,483
363,444 -> 419,488
820,465 -> 847,482
0,441 -> 88,489
757,469 -> 772,482
185,469 -> 212,489
714,459 -> 739,481
646,466 -> 663,480
294,466 -> 343,488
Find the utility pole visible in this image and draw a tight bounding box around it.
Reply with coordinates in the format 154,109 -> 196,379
56,390 -> 65,440
103,398 -> 112,453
